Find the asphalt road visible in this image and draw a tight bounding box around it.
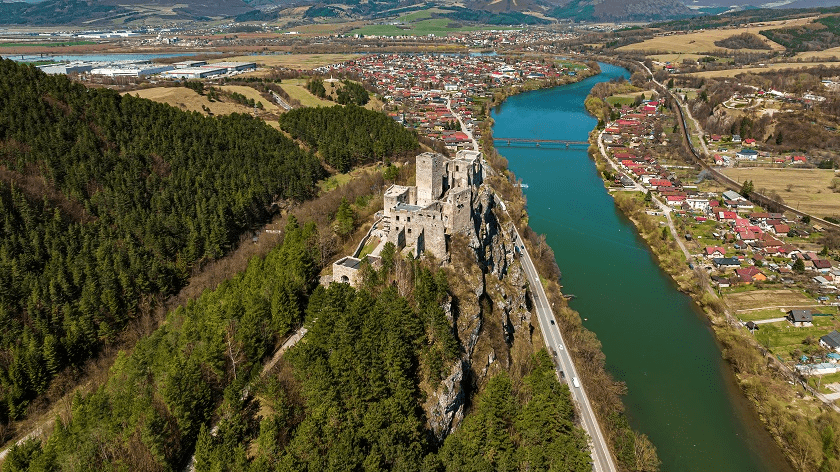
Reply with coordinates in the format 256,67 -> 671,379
447,96 -> 615,470
503,200 -> 618,472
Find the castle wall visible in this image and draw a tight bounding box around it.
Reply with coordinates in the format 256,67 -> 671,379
417,152 -> 445,206
378,151 -> 484,260
383,185 -> 413,220
333,257 -> 362,286
443,188 -> 473,234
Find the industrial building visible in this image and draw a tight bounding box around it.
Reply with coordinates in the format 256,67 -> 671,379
172,60 -> 207,69
161,67 -> 227,79
90,64 -> 174,77
205,61 -> 256,73
38,62 -> 95,75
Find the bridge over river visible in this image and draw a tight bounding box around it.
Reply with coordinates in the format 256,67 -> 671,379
493,137 -> 589,147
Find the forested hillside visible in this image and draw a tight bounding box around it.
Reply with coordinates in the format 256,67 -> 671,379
2,225 -> 590,471
760,15 -> 840,52
2,218 -> 320,470
278,105 -> 419,172
0,59 -> 324,425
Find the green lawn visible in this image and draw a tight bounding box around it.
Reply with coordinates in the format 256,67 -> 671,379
556,60 -> 589,70
359,237 -> 381,258
318,172 -> 352,194
689,220 -> 722,240
0,41 -> 95,48
400,8 -> 440,21
756,317 -> 840,359
279,79 -> 335,108
737,308 -> 789,322
806,371 -> 840,393
350,18 -> 515,36
606,96 -> 637,106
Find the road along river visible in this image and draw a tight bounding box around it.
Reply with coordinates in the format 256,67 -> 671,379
491,62 -> 792,472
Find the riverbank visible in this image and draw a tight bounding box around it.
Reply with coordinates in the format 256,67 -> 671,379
479,62 -> 664,472
586,85 -> 831,471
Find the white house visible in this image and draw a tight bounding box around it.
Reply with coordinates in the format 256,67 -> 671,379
686,197 -> 710,213
736,149 -> 759,161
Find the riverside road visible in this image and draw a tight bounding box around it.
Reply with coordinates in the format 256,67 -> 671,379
513,223 -> 617,472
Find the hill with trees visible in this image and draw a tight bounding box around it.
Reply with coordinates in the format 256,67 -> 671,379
278,105 -> 419,172
760,15 -> 840,52
1,221 -> 595,471
2,218 -> 321,470
0,59 -> 324,427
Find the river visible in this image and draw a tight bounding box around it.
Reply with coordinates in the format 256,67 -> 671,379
491,63 -> 792,472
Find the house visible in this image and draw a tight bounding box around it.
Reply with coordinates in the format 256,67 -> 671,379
771,224 -> 790,235
735,266 -> 767,284
814,275 -> 835,287
704,246 -> 726,259
813,259 -> 833,273
715,211 -> 737,222
686,197 -> 710,212
736,149 -> 759,160
735,228 -> 757,243
824,331 -> 840,353
712,275 -> 732,287
713,257 -> 741,269
787,309 -> 813,327
796,363 -> 838,376
722,190 -> 742,202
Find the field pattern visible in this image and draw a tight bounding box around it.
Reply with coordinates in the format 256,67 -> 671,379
124,87 -> 256,115
685,61 -> 840,78
214,53 -> 359,70
618,17 -> 814,53
721,167 -> 840,216
726,289 -> 819,313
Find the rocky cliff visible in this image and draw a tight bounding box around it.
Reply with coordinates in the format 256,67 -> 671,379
423,185 -> 539,443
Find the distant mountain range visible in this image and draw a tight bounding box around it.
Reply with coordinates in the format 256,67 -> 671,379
0,0 -> 837,26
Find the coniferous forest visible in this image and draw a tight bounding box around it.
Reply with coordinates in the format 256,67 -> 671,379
0,60 -> 593,472
278,105 -> 419,172
0,59 -> 324,424
3,226 -> 590,471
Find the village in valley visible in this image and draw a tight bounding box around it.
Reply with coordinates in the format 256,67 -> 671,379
592,77 -> 840,397
316,53 -> 592,153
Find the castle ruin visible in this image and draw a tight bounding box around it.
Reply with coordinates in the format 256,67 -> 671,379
330,149 -> 484,285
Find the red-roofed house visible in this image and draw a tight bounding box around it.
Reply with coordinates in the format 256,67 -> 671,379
771,224 -> 790,235
649,179 -> 673,187
813,259 -> 833,273
716,211 -> 737,222
736,228 -> 757,243
735,267 -> 767,284
705,247 -> 726,258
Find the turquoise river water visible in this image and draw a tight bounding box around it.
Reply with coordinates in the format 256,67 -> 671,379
492,63 -> 792,472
